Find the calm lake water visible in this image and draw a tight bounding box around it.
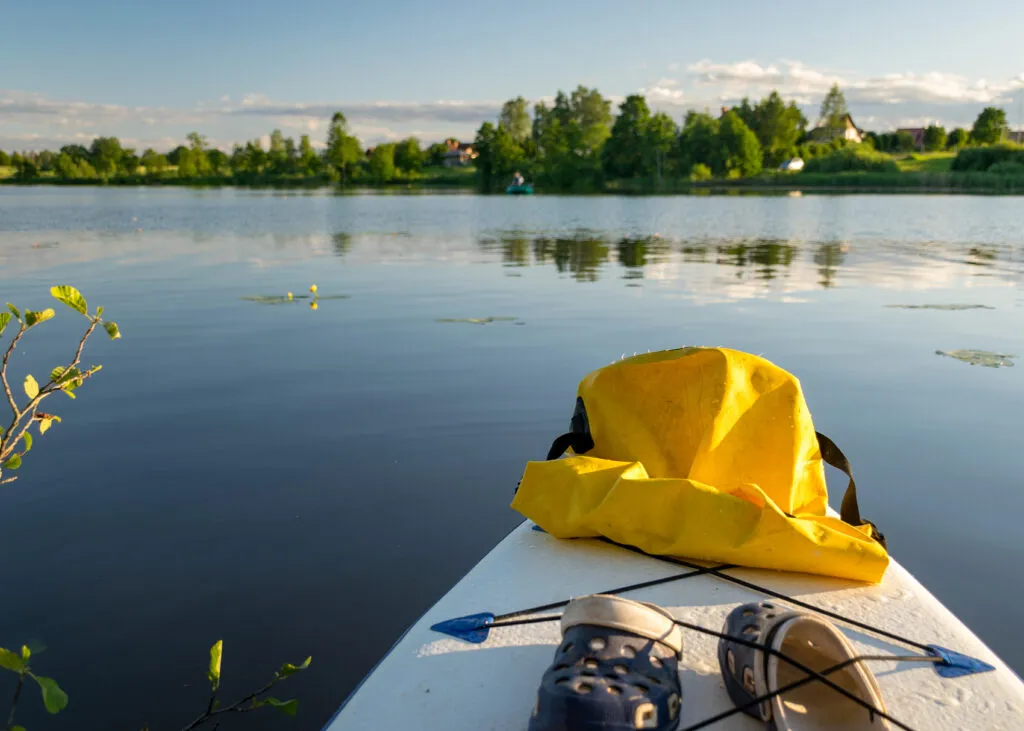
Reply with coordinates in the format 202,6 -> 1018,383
1,187 -> 1022,729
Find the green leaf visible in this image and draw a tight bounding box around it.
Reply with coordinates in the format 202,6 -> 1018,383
7,303 -> 21,320
50,366 -> 66,383
50,286 -> 87,316
31,674 -> 68,714
63,390 -> 75,400
21,645 -> 31,661
103,321 -> 121,340
0,647 -> 25,671
207,640 -> 223,690
39,419 -> 53,436
24,374 -> 39,400
4,454 -> 22,470
278,656 -> 312,678
0,311 -> 10,337
265,697 -> 298,716
24,308 -> 55,328
22,432 -> 33,453
12,725 -> 25,731
96,306 -> 104,317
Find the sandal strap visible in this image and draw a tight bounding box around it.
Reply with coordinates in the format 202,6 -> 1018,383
561,595 -> 683,655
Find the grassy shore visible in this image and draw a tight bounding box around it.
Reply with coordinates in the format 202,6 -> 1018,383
894,152 -> 956,173
5,159 -> 1022,194
607,167 -> 1024,195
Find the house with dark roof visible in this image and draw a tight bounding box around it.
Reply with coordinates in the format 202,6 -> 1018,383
442,139 -> 477,167
809,114 -> 864,144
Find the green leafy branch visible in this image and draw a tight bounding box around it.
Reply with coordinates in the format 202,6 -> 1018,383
0,286 -> 120,485
1,644 -> 68,731
174,641 -> 311,731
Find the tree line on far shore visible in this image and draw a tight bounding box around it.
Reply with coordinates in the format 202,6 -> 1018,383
473,85 -> 1017,191
0,113 -> 452,185
1,86 -> 1019,188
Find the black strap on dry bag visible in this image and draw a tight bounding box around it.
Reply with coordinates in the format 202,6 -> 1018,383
815,432 -> 886,549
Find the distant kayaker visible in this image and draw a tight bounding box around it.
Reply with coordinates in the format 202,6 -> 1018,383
512,171 -> 525,187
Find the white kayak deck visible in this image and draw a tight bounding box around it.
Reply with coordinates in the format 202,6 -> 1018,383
326,520 -> 1024,730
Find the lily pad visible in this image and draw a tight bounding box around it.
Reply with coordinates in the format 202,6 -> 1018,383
435,317 -> 519,325
887,304 -> 994,311
935,349 -> 1016,368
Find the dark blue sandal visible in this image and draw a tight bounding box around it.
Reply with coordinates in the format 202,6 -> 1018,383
718,601 -> 889,730
529,594 -> 683,731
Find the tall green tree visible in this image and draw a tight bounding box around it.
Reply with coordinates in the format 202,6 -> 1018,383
644,112 -> 678,182
140,149 -> 167,174
245,139 -> 267,171
59,144 -> 89,162
819,84 -> 849,135
0,150 -> 9,166
533,87 -> 611,190
394,137 -> 424,173
368,143 -> 396,183
268,129 -> 288,173
971,107 -> 1007,144
298,135 -> 320,175
185,132 -> 211,175
167,145 -> 187,165
89,136 -> 124,176
325,112 -> 362,184
474,122 -> 526,191
499,96 -> 532,142
602,95 -> 652,179
206,148 -> 228,173
718,111 -> 762,177
121,150 -> 141,175
569,86 -> 613,154
678,111 -> 722,175
947,127 -> 969,150
923,125 -> 947,152
745,92 -> 806,166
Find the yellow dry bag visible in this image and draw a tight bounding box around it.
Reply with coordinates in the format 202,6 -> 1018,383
511,347 -> 889,583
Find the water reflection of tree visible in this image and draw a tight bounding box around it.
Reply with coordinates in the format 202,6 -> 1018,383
332,232 -> 353,258
681,245 -> 709,263
617,238 -> 649,268
533,237 -> 610,282
813,242 -> 846,288
501,237 -> 531,266
715,240 -> 796,281
966,247 -> 997,266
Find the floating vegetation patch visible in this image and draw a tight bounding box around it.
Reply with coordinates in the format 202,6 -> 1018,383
935,349 -> 1016,368
241,294 -> 350,304
886,304 -> 994,311
435,316 -> 519,325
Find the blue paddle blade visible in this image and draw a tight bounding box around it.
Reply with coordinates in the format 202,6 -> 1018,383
430,612 -> 495,643
531,524 -> 546,533
927,645 -> 996,678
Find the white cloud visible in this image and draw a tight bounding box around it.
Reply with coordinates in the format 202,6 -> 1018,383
643,85 -> 684,103
689,60 -> 785,85
241,93 -> 271,107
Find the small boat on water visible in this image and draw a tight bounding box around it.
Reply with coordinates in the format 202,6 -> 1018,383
506,183 -> 533,195
325,348 -> 1024,731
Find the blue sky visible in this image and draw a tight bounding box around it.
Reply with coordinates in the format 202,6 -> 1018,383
3,0 -> 1023,151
